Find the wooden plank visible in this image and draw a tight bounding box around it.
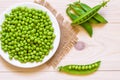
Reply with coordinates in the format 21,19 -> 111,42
0,0 -> 120,71
0,71 -> 120,80
0,1 -> 120,80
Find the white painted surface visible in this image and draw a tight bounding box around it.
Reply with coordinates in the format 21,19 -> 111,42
0,0 -> 120,79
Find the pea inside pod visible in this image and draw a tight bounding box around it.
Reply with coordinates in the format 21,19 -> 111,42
58,61 -> 101,75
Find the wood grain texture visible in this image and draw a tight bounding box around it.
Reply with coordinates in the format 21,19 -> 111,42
0,71 -> 120,80
0,0 -> 120,79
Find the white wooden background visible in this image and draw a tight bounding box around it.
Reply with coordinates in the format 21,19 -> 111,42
0,0 -> 120,80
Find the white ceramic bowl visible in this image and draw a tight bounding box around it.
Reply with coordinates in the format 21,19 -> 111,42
0,2 -> 60,68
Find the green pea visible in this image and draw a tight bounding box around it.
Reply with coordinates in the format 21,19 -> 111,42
72,65 -> 75,69
24,46 -> 27,49
91,64 -> 95,68
85,65 -> 88,70
36,47 -> 39,51
35,53 -> 39,56
39,58 -> 43,62
58,61 -> 101,75
48,32 -> 53,35
68,66 -> 72,70
78,66 -> 81,70
27,39 -> 30,42
88,65 -> 92,69
14,55 -> 18,60
81,66 -> 85,70
49,45 -> 53,49
24,60 -> 27,63
75,65 -> 78,70
16,48 -> 19,51
45,51 -> 49,55
39,52 -> 42,55
94,63 -> 98,67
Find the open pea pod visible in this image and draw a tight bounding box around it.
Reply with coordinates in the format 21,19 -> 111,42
58,61 -> 101,75
72,0 -> 109,25
69,4 -> 99,24
66,7 -> 93,37
74,2 -> 108,23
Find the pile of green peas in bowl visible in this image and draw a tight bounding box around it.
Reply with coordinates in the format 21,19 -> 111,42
0,6 -> 56,64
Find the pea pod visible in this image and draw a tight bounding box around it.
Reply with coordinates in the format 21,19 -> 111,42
69,4 -> 99,24
74,2 -> 108,23
66,7 -> 78,20
66,7 -> 93,37
58,61 -> 101,75
72,0 -> 109,25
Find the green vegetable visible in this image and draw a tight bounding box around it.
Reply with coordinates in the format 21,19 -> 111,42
69,4 -> 99,24
58,61 -> 101,75
74,2 -> 108,23
72,0 -> 109,25
66,7 -> 93,37
0,7 -> 55,63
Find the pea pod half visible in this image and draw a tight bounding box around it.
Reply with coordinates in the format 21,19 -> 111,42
74,2 -> 108,23
72,0 -> 109,25
58,61 -> 101,75
69,4 -> 99,24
